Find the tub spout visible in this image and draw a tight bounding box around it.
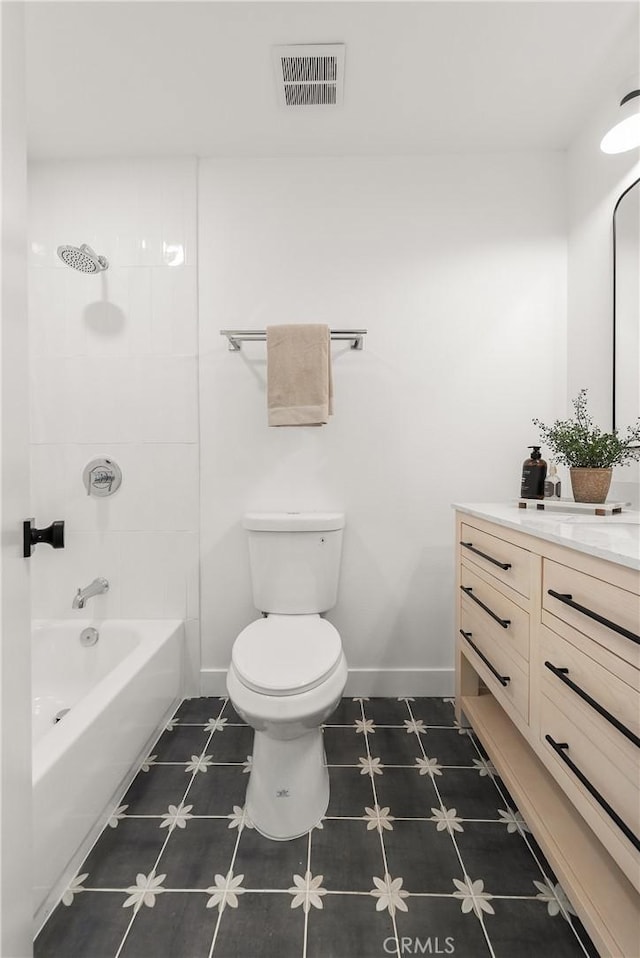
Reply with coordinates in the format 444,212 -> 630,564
72,577 -> 109,609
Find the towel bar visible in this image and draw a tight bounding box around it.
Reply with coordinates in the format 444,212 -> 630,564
220,329 -> 367,351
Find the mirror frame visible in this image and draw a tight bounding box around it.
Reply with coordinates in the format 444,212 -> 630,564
612,175 -> 640,439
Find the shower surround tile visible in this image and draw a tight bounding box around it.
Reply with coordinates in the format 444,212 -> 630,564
27,159 -> 200,696
35,696 -> 596,958
29,529 -> 198,621
30,443 -> 199,534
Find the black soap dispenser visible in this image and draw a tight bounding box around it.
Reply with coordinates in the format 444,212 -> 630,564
520,446 -> 547,500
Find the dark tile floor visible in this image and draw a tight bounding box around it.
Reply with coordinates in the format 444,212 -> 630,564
35,697 -> 599,958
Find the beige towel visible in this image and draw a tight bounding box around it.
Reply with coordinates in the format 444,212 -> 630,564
266,324 -> 333,426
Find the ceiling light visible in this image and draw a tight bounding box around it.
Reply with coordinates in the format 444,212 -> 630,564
600,87 -> 640,154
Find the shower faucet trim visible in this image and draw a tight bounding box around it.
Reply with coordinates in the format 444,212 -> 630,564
72,577 -> 109,609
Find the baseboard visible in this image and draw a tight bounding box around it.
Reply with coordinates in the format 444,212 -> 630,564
200,669 -> 228,696
345,669 -> 454,697
199,668 -> 454,699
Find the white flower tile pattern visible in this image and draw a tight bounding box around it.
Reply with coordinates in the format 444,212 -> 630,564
123,871 -> 167,911
288,871 -> 327,913
61,873 -> 88,906
472,756 -> 497,778
33,696 -> 596,958
498,807 -> 530,834
415,756 -> 443,777
370,874 -> 410,915
363,804 -> 395,832
107,805 -> 128,828
430,806 -> 464,834
206,871 -> 246,913
159,802 -> 193,830
226,805 -> 254,831
358,755 -> 384,776
403,718 -> 426,734
452,876 -> 495,918
354,718 -> 376,735
185,754 -> 214,774
204,716 -> 228,733
533,878 -> 577,919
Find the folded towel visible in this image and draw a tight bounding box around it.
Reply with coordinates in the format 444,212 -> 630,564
266,324 -> 333,427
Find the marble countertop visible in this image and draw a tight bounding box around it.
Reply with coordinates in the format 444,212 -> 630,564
452,502 -> 640,571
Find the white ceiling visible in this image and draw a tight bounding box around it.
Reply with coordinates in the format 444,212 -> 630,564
25,1 -> 639,159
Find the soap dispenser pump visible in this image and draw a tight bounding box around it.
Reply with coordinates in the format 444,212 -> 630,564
544,462 -> 561,499
520,446 -> 547,500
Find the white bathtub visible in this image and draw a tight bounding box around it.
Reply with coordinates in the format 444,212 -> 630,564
32,618 -> 183,925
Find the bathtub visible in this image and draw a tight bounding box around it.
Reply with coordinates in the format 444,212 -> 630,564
32,618 -> 183,925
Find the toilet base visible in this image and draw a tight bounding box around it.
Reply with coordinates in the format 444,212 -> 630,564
246,727 -> 329,840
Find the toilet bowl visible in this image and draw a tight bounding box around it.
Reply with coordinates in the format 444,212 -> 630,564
226,512 -> 347,840
228,616 -> 347,839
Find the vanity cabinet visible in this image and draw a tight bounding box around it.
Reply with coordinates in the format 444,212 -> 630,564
455,508 -> 640,958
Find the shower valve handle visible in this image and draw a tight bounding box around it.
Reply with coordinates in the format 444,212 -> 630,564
23,518 -> 65,557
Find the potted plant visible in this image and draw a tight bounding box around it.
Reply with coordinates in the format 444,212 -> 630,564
533,389 -> 640,503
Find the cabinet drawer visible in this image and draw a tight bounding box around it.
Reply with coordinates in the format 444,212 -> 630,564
460,523 -> 530,598
540,693 -> 640,859
540,624 -> 640,752
459,607 -> 529,724
543,559 -> 640,669
460,562 -> 529,663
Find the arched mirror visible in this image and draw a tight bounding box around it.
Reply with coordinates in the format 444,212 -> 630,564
613,176 -> 640,438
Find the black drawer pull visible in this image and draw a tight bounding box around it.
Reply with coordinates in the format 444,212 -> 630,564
461,586 -> 511,629
547,589 -> 640,646
459,630 -> 510,687
545,735 -> 640,852
544,661 -> 640,749
460,541 -> 512,571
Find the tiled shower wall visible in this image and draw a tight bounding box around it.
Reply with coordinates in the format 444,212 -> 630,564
27,158 -> 200,691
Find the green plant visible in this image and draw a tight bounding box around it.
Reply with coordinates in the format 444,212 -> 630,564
533,389 -> 640,468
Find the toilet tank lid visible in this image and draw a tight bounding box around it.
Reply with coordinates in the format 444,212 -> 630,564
243,511 -> 345,532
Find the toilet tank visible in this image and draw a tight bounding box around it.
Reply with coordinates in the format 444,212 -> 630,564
243,512 -> 345,614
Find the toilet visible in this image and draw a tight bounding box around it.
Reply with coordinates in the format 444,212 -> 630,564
226,511 -> 348,840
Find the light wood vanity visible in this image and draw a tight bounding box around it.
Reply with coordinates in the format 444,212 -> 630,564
454,504 -> 639,958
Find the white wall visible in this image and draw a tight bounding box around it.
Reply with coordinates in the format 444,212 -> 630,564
0,4 -> 33,954
27,158 -> 201,692
198,154 -> 567,695
567,95 -> 640,506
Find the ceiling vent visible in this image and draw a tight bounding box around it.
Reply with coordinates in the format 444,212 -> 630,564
273,44 -> 345,108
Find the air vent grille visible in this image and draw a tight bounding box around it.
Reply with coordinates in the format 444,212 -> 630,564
273,44 -> 345,108
284,83 -> 337,107
281,56 -> 337,84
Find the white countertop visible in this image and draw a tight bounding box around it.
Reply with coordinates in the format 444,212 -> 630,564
453,502 -> 640,571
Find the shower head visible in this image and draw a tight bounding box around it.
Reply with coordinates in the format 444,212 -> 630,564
57,243 -> 109,273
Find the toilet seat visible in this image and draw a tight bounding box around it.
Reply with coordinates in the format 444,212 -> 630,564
232,614 -> 342,696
